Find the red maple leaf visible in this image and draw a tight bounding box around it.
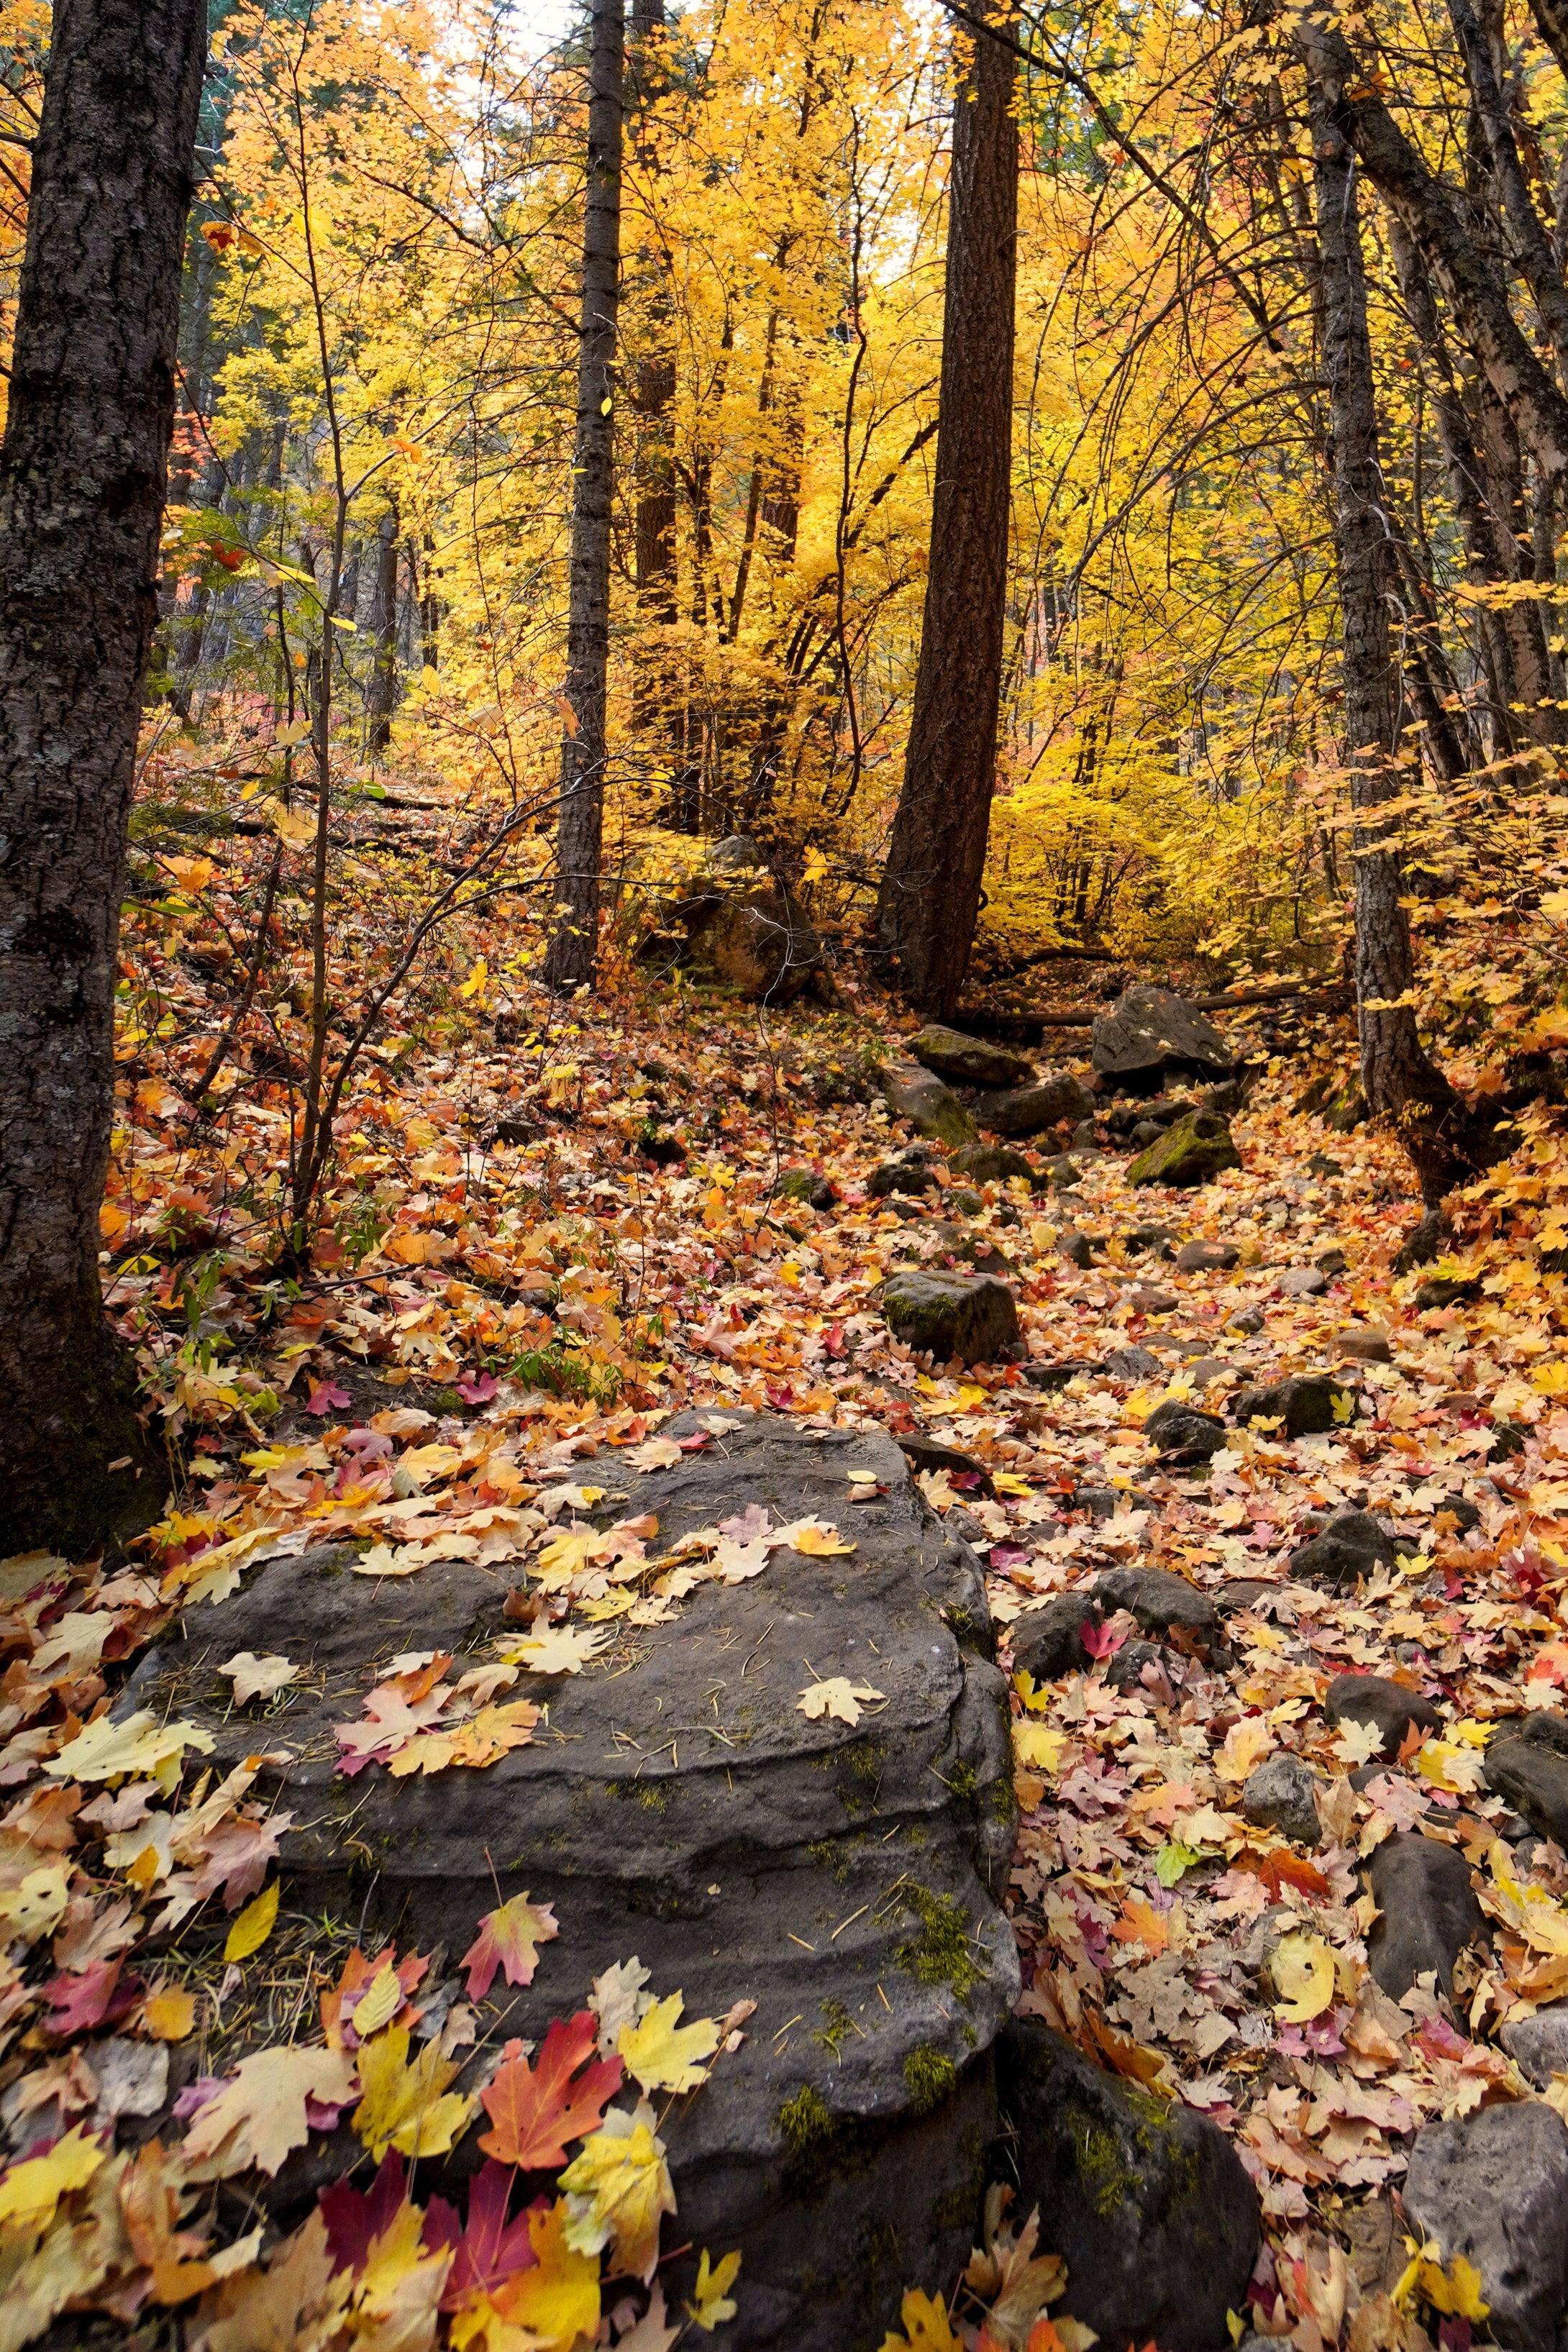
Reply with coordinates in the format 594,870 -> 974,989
319,2149 -> 410,2276
1079,1619 -> 1123,1660
42,1956 -> 122,2037
425,2161 -> 539,2309
460,1895 -> 558,2002
478,2014 -> 624,2167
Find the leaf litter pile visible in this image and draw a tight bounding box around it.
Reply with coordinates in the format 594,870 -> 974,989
12,978 -> 1568,2348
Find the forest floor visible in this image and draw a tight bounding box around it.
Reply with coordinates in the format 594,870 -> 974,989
7,964 -> 1568,2346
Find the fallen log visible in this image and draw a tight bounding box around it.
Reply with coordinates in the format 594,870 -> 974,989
955,980 -> 1339,1035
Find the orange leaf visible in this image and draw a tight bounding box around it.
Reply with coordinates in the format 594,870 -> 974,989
478,2013 -> 624,2166
461,1892 -> 560,2000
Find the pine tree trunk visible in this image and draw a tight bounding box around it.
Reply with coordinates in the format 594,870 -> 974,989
1310,80 -> 1493,1204
0,0 -> 208,1556
545,0 -> 625,991
875,0 -> 1017,1015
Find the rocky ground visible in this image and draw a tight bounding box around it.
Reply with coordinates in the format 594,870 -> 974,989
9,984 -> 1568,2348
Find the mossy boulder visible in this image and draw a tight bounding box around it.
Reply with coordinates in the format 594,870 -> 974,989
778,1167 -> 837,1211
973,1072 -> 1096,1136
1230,1372 -> 1354,1440
997,2023 -> 1259,2352
949,1141 -> 1039,1188
880,1060 -> 977,1147
1126,1110 -> 1240,1188
910,1024 -> 1034,1088
881,1270 -> 1021,1365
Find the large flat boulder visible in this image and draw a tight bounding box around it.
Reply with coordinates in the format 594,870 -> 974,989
1126,1111 -> 1241,1188
1092,985 -> 1236,1088
112,1414 -> 1020,2351
910,1024 -> 1034,1089
973,1072 -> 1096,1136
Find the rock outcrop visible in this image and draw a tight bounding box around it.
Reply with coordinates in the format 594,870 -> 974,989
1126,1111 -> 1241,1188
1091,986 -> 1236,1088
910,1025 -> 1035,1089
880,1270 -> 1021,1365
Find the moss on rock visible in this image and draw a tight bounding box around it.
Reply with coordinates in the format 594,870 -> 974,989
1126,1109 -> 1241,1188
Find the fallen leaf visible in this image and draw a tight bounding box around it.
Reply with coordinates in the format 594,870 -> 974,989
219,1652 -> 298,1707
1272,1931 -> 1337,2023
183,2045 -> 357,2179
479,2013 -> 624,2166
461,1892 -> 560,2000
560,2102 -> 678,2282
618,1989 -> 719,2093
797,1676 -> 885,1727
687,2246 -> 742,2332
352,2023 -> 475,2159
224,1879 -> 279,1962
0,2125 -> 104,2227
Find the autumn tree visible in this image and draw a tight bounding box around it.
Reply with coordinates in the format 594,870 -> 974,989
876,0 -> 1018,1014
0,0 -> 209,1555
545,0 -> 626,992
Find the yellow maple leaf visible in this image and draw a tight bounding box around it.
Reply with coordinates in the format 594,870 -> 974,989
352,2023 -> 475,2159
47,1710 -> 214,1791
618,1991 -> 720,2094
789,1519 -> 857,1556
1013,1721 -> 1067,1774
1394,2243 -> 1490,2322
480,2199 -> 601,2349
142,1985 -> 197,2041
182,2045 -> 357,2180
797,1677 -> 884,1727
0,2125 -> 104,2228
560,2106 -> 677,2283
1271,1932 -> 1336,2023
687,2247 -> 742,2332
880,2287 -> 960,2350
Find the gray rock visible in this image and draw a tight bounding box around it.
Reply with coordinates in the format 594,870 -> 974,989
1404,2100 -> 1568,2352
1367,1832 -> 1487,2000
1326,1672 -> 1441,1760
1185,1357 -> 1233,1391
1231,1372 -> 1356,1441
1036,1152 -> 1085,1190
1130,1284 -> 1180,1315
879,1061 -> 977,1148
1093,1564 -> 1221,1649
1177,1239 -> 1241,1272
1011,1592 -> 1101,1683
1503,2003 -> 1568,2089
1485,1719 -> 1568,1847
1127,1111 -> 1242,1188
1023,1358 -> 1100,1391
112,1413 -> 1019,2352
1070,1118 -> 1105,1152
1316,1246 -> 1349,1275
1122,1222 -> 1177,1258
1072,1484 -> 1158,1522
1241,1753 -> 1323,1846
1090,985 -> 1237,1086
1394,1208 -> 1451,1274
1215,1579 -> 1282,1616
972,1072 -> 1096,1136
778,1167 -> 837,1211
881,1270 -> 1021,1366
895,1433 -> 997,1498
1106,1638 -> 1172,1694
1105,1344 -> 1161,1381
1058,1229 -> 1094,1270
1229,1305 -> 1265,1336
1289,1508 -> 1397,1589
910,1025 -> 1034,1089
709,831 -> 766,871
1143,1400 -> 1228,1459
996,2023 -> 1259,2352
868,1151 -> 939,1200
1277,1265 -> 1329,1298
1129,1119 -> 1162,1147
948,1141 -> 1038,1188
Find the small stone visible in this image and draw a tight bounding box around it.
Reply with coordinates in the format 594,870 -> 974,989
1484,1718 -> 1568,1846
1072,1485 -> 1158,1523
1142,1400 -> 1228,1459
997,2023 -> 1259,2352
1231,1372 -> 1355,1441
1241,1753 -> 1323,1846
1122,1223 -> 1177,1259
1177,1238 -> 1241,1273
1230,1305 -> 1265,1336
1058,1229 -> 1094,1270
948,1141 -> 1038,1188
1127,1111 -> 1241,1188
1316,1246 -> 1349,1275
1307,1152 -> 1343,1177
1366,1833 -> 1487,2000
879,1060 -> 977,1147
1129,1120 -> 1162,1147
1435,1492 -> 1481,1533
488,1113 -> 539,1147
1104,1345 -> 1161,1382
1403,2100 -> 1568,2352
880,1270 -> 1021,1367
1503,2003 -> 1568,2089
946,1187 -> 985,1215
1129,1285 -> 1180,1315
1338,1328 -> 1392,1364
1011,1592 -> 1100,1683
1093,1564 -> 1220,1647
1326,1672 -> 1440,1760
1289,1508 -> 1397,1590
911,1024 -> 1035,1089
973,1072 -> 1096,1136
951,1234 -> 1012,1277
1277,1265 -> 1329,1298
1394,1208 -> 1451,1274
1106,1638 -> 1170,1693
1070,1119 -> 1105,1152
1036,1153 -> 1084,1189
1024,1359 -> 1100,1391
868,1154 -> 939,1200
1215,1579 -> 1282,1616
1490,1419 -> 1528,1462
1415,1275 -> 1478,1311
1185,1357 -> 1232,1391
895,1433 -> 996,1498
778,1167 -> 836,1211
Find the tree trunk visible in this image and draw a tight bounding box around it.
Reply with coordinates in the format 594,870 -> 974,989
544,0 -> 625,991
1309,78 -> 1494,1203
627,0 -> 678,756
365,498 -> 400,754
875,0 -> 1018,1015
0,0 -> 208,1556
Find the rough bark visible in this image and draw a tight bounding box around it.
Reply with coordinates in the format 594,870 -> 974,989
875,0 -> 1018,1015
545,0 -> 625,989
627,0 -> 678,771
1310,81 -> 1497,1203
1292,8 -> 1568,485
365,498 -> 400,754
0,0 -> 209,1556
